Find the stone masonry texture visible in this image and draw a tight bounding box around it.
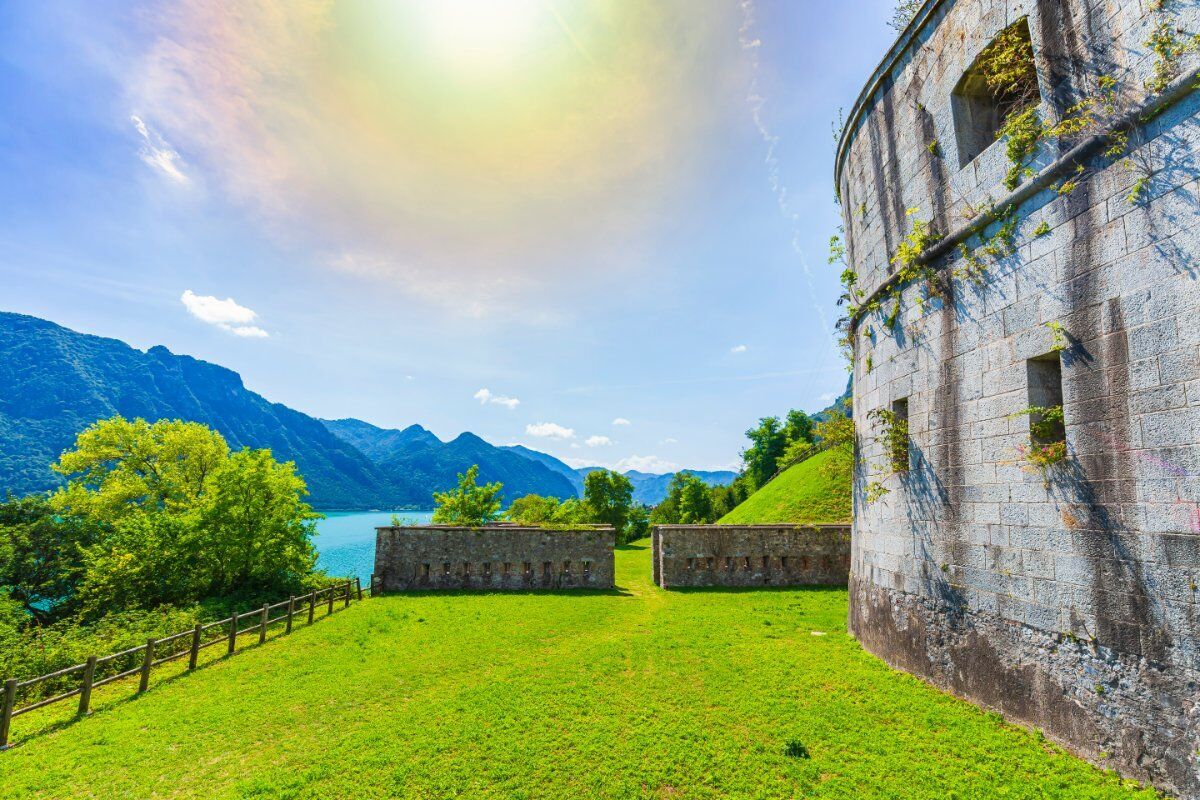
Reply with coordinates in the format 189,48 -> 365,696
652,525 -> 851,589
373,525 -> 615,591
838,0 -> 1200,796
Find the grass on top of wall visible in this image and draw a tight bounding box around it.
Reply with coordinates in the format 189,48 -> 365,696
719,448 -> 852,525
0,541 -> 1153,799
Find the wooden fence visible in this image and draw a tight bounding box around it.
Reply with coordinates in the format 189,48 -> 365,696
0,577 -> 365,749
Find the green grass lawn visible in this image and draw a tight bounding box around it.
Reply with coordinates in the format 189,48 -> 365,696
720,449 -> 851,525
0,541 -> 1153,799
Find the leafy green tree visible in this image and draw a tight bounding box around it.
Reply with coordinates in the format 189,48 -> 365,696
625,504 -> 651,542
677,473 -> 716,524
432,465 -> 502,527
198,449 -> 319,595
583,469 -> 634,541
39,416 -> 321,615
504,494 -> 561,525
0,496 -> 103,622
75,511 -> 202,615
551,498 -> 591,525
740,417 -> 788,489
784,410 -> 815,448
51,417 -> 229,522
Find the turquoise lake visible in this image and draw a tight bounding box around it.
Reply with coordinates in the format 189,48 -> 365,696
313,510 -> 434,582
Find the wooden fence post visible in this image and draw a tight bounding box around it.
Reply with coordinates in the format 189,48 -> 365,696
344,579 -> 352,608
228,613 -> 238,655
139,639 -> 156,693
286,596 -> 295,634
327,587 -> 334,616
259,604 -> 269,645
189,624 -> 202,670
0,678 -> 15,749
78,655 -> 97,716
308,592 -> 315,624
356,577 -> 363,601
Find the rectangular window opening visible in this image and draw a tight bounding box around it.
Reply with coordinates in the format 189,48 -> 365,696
523,561 -> 532,576
891,397 -> 911,473
705,556 -> 714,571
422,563 -> 430,579
583,561 -> 591,577
952,18 -> 1040,167
781,556 -> 789,571
762,556 -> 770,571
686,557 -> 695,571
1026,354 -> 1066,445
743,556 -> 752,571
543,561 -> 552,577
563,560 -> 571,574
482,562 -> 491,577
443,562 -> 451,577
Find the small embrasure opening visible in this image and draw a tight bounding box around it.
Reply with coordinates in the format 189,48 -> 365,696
890,397 -> 910,473
952,18 -> 1040,167
1026,355 -> 1065,446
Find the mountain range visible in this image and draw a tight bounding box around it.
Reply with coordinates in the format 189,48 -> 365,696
0,312 -> 736,508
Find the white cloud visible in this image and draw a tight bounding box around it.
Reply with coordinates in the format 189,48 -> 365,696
474,388 -> 520,410
612,418 -> 631,426
131,115 -> 189,184
180,290 -> 269,338
585,435 -> 612,447
661,437 -> 678,445
818,391 -> 839,404
730,344 -> 748,354
615,454 -> 681,474
525,422 -> 575,440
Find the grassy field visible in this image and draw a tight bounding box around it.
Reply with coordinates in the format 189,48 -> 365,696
720,449 -> 851,525
0,541 -> 1153,799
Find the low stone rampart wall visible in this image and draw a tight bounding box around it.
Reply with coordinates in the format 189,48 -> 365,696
651,525 -> 851,589
373,525 -> 615,591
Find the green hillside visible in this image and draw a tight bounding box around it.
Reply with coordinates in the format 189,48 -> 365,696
0,543 -> 1152,799
719,448 -> 852,525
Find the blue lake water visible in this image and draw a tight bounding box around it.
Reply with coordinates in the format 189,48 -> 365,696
313,510 -> 434,582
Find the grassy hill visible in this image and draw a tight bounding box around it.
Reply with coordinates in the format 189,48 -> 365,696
0,543 -> 1151,799
719,448 -> 852,525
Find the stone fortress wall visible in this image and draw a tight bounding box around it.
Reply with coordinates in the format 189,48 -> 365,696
373,525 -> 615,591
836,0 -> 1200,795
651,525 -> 851,589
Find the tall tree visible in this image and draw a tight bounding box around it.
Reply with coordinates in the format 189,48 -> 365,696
741,417 -> 788,489
432,465 -> 503,527
583,469 -> 634,541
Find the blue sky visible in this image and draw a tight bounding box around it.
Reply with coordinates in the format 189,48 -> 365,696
0,0 -> 897,473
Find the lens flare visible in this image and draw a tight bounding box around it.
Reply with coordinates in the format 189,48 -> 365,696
414,0 -> 553,73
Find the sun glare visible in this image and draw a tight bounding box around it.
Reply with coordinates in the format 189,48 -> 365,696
416,0 -> 552,71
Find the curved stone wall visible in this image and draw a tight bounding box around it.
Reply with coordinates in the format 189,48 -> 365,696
838,1 -> 1200,795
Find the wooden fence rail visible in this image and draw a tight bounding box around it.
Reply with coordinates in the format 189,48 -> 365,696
0,577 -> 364,749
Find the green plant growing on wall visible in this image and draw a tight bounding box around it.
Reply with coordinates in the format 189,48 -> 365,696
1144,21 -> 1197,95
1033,220 -> 1051,237
864,407 -> 909,504
1008,405 -> 1067,483
1045,321 -> 1068,352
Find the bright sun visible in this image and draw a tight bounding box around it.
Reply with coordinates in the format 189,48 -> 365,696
416,0 -> 552,71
